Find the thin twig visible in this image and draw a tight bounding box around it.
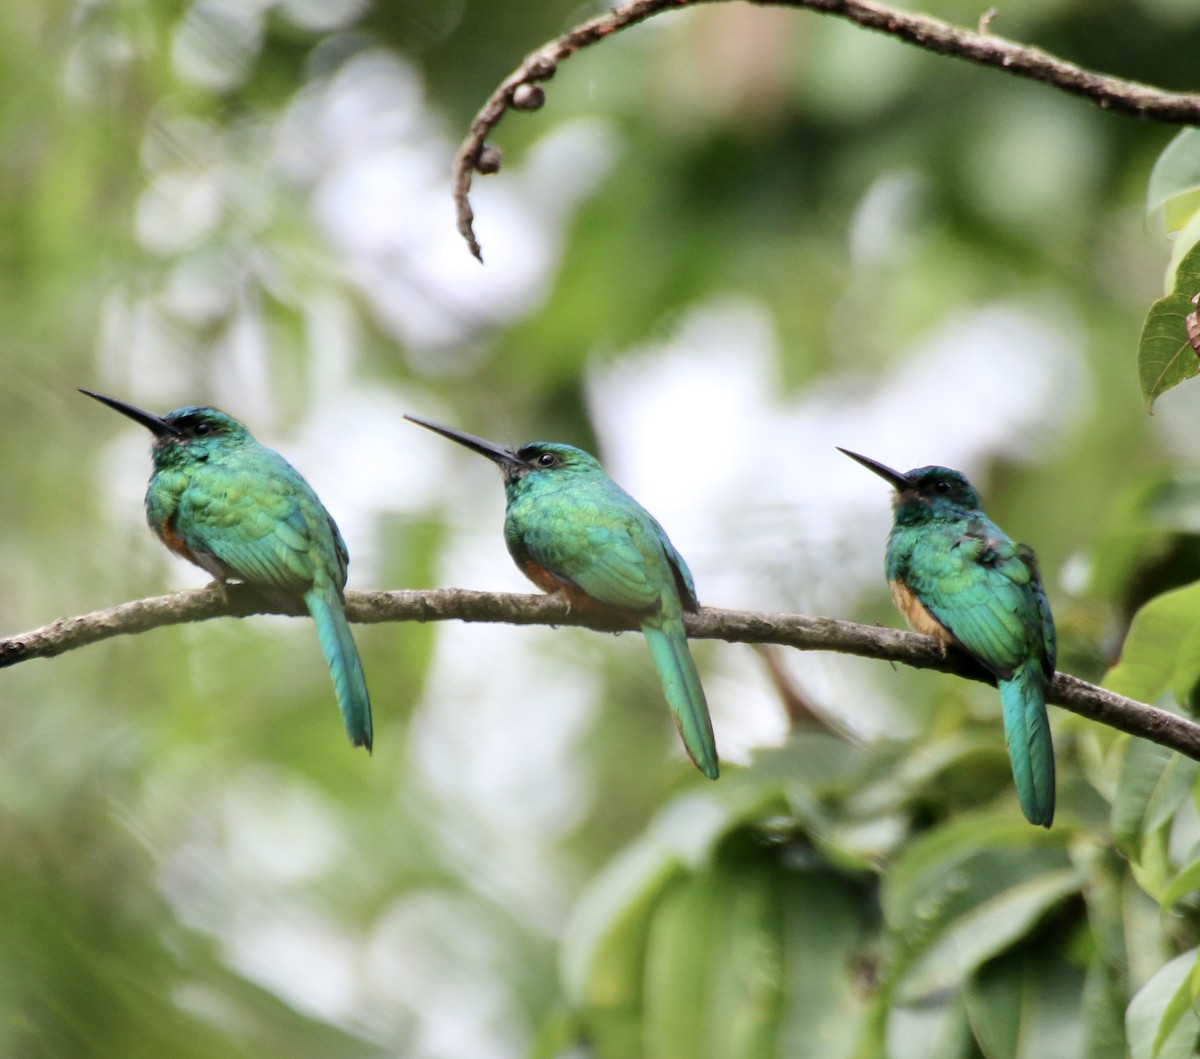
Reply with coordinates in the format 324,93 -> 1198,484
2,584 -> 1194,761
452,0 -> 1200,259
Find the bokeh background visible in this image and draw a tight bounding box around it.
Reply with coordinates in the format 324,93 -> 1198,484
5,1 -> 1200,1056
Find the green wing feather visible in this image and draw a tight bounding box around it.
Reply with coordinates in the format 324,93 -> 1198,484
897,517 -> 1056,826
514,498 -> 664,611
175,460 -> 339,592
900,520 -> 1051,678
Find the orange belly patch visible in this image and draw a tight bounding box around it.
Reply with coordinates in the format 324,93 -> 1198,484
890,579 -> 956,649
521,558 -> 605,613
158,517 -> 195,563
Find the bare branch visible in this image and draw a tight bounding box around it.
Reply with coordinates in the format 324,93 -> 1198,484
4,584 -> 1195,762
453,0 -> 1200,259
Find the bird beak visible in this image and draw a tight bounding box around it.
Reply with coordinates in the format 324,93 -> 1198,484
80,389 -> 182,438
836,447 -> 911,491
404,414 -> 527,472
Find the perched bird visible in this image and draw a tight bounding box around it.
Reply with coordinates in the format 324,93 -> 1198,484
838,448 -> 1056,827
82,390 -> 372,751
406,414 -> 719,779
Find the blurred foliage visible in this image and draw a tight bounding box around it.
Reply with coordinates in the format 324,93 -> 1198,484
1140,130 -> 1200,408
6,0 -> 1200,1056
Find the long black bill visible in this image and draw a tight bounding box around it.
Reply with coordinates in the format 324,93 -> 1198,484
836,447 -> 911,491
80,389 -> 182,438
404,414 -> 526,471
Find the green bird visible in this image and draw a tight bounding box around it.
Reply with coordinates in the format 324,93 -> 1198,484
839,448 -> 1056,827
82,389 -> 373,751
406,414 -> 719,780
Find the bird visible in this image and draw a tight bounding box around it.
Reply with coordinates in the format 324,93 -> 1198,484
405,414 -> 719,780
82,389 -> 373,751
838,448 -> 1056,827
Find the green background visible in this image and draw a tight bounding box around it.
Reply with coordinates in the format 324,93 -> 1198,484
4,1 -> 1200,1055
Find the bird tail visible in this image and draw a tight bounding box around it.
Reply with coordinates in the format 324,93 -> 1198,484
642,617 -> 719,780
999,661 -> 1055,827
305,584 -> 373,752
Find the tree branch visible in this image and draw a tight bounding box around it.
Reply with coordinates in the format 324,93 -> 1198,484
452,0 -> 1200,259
4,583 -> 1195,761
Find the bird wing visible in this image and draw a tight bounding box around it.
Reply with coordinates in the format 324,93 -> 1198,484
517,499 -> 669,613
906,518 -> 1050,680
175,459 -> 333,595
660,534 -> 700,613
1017,542 -> 1057,674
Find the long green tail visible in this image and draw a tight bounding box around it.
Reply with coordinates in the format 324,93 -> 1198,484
999,661 -> 1055,827
305,584 -> 373,752
642,617 -> 719,780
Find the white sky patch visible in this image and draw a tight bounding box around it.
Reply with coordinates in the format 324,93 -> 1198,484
224,907 -> 362,1025
364,891 -> 530,1057
157,764 -> 368,1028
1147,374 -> 1200,459
288,50 -> 617,364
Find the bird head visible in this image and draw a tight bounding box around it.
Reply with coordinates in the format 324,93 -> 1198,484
837,448 -> 983,520
81,390 -> 250,466
404,415 -> 602,487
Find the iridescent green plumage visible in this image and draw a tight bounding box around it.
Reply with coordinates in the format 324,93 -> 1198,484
407,415 -> 719,779
83,390 -> 372,751
840,448 -> 1056,827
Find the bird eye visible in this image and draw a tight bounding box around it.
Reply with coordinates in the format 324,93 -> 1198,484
192,422 -> 211,437
535,452 -> 558,468
934,480 -> 951,495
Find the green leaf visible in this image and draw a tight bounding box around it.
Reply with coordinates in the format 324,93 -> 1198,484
884,1000 -> 974,1059
1148,130 -> 1200,232
899,866 -> 1083,1002
561,833 -> 683,1040
561,754 -> 809,1018
1162,844 -> 1200,909
964,942 -> 1086,1059
1104,580 -> 1200,703
643,860 -> 873,1059
1166,210 -> 1200,290
881,814 -> 1079,1001
775,872 -> 871,1059
1137,240 -> 1200,410
1112,739 -> 1196,861
640,855 -> 806,1059
843,731 -> 1002,819
561,756 -> 845,1053
1083,955 -> 1133,1059
562,741 -> 884,1059
641,866 -> 728,1059
569,839 -> 875,1059
883,815 -> 1067,939
1126,948 -> 1200,1059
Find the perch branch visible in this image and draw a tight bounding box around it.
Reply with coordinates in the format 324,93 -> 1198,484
453,0 -> 1200,259
3,583 -> 1195,760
